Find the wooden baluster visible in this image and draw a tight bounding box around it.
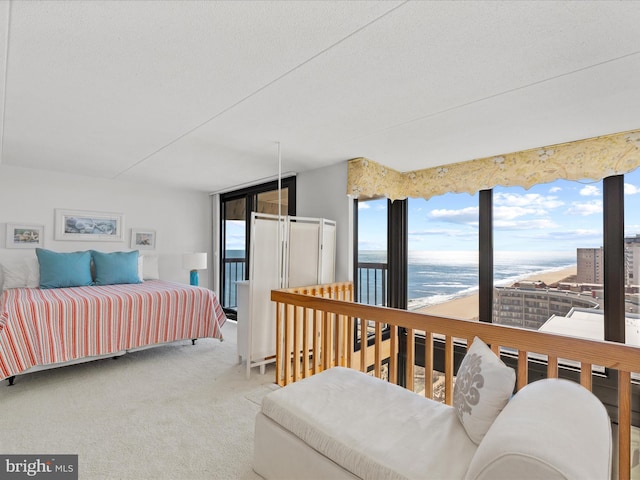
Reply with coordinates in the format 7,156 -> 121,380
547,355 -> 558,379
580,363 -> 592,391
360,319 -> 367,374
293,305 -> 300,381
342,314 -> 349,367
302,307 -> 309,378
284,303 -> 292,385
374,321 -> 382,378
275,301 -> 283,386
323,311 -> 333,370
424,331 -> 433,399
347,315 -> 355,369
444,336 -> 454,405
406,328 -> 415,392
619,370 -> 631,480
517,350 -> 528,391
313,309 -> 320,374
333,312 -> 340,368
389,325 -> 398,385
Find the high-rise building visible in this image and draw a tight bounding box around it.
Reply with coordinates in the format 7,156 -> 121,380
576,239 -> 640,286
576,248 -> 603,284
493,286 -> 599,330
625,235 -> 640,286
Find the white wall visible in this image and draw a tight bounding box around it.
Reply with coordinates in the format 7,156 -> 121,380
0,165 -> 211,286
296,161 -> 352,282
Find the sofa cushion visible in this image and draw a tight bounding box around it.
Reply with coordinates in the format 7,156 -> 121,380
261,366 -> 477,480
454,337 -> 516,444
464,379 -> 612,480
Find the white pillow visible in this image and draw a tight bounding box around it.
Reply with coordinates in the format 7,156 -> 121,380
137,256 -> 144,282
139,255 -> 160,280
26,257 -> 40,288
1,257 -> 41,290
453,336 -> 516,445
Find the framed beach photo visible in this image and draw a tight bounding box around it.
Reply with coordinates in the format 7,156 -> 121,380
131,229 -> 156,250
55,209 -> 125,242
6,223 -> 45,248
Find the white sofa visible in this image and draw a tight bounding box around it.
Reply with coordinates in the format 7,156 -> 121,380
254,364 -> 612,479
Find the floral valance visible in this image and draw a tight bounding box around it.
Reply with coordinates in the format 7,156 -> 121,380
347,129 -> 640,201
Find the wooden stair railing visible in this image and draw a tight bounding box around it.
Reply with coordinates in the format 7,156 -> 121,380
272,281 -> 640,480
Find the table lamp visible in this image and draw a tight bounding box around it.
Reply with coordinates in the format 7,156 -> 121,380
182,252 -> 207,286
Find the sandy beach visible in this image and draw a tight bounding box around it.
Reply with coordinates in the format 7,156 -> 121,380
414,265 -> 577,321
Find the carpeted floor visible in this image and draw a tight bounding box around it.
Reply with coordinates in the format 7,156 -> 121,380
0,322 -> 278,479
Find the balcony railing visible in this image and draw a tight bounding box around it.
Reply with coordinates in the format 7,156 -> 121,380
223,259 -> 385,309
223,257 -> 246,308
272,281 -> 640,479
357,261 -> 387,306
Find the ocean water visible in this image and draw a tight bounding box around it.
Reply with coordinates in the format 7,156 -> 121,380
225,249 -> 577,310
359,250 -> 576,310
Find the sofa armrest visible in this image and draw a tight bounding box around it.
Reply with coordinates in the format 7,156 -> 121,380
464,378 -> 612,480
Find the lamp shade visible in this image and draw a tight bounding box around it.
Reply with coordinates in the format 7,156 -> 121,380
182,252 -> 207,271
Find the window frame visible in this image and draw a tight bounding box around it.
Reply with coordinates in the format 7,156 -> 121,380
355,175 -> 627,389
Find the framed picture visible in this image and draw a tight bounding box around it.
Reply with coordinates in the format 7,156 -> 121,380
6,223 -> 45,248
131,229 -> 156,250
55,209 -> 124,242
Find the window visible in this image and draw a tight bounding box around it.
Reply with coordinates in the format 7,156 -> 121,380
354,174 -> 633,396
407,193 -> 479,319
624,168 -> 640,345
355,197 -> 388,306
221,197 -> 246,309
492,180 -> 603,333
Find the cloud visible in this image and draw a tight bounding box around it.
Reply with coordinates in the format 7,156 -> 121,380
565,200 -> 602,216
504,228 -> 602,245
358,240 -> 386,250
429,196 -> 561,229
493,205 -> 547,220
625,183 -> 640,195
409,228 -> 476,238
549,186 -> 562,193
428,206 -> 479,224
580,185 -> 601,196
493,192 -> 563,209
494,218 -> 559,230
408,229 -> 479,250
358,202 -> 370,210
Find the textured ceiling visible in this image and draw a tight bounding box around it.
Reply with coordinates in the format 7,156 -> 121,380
1,0 -> 639,192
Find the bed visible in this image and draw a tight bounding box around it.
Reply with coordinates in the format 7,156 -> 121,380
0,251 -> 226,385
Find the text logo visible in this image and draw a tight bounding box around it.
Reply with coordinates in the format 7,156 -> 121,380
0,455 -> 77,480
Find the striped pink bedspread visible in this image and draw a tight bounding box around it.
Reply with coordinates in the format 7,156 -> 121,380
0,280 -> 227,380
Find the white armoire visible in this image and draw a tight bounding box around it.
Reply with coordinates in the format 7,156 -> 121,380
237,213 -> 336,378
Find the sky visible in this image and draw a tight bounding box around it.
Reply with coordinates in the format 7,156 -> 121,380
358,168 -> 640,253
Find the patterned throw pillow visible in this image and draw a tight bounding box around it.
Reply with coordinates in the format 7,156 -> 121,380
453,336 -> 516,444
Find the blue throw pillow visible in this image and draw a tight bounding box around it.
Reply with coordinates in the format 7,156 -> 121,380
36,248 -> 93,289
91,250 -> 141,286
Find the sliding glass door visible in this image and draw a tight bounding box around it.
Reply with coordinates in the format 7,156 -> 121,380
219,177 -> 296,317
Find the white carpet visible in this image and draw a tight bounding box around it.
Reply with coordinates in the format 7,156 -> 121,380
0,322 -> 278,479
